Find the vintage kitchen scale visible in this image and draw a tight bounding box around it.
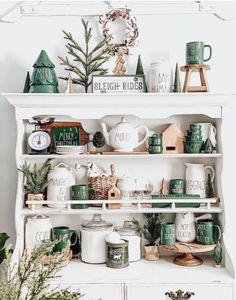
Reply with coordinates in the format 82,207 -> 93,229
28,117 -> 54,155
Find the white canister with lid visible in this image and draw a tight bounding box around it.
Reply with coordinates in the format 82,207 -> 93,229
116,220 -> 141,262
25,215 -> 52,252
81,214 -> 113,264
47,162 -> 75,208
148,60 -> 171,93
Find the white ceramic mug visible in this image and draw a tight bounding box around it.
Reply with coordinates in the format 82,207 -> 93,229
185,163 -> 215,198
193,122 -> 216,145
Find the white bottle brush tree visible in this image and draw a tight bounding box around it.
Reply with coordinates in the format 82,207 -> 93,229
58,18 -> 112,93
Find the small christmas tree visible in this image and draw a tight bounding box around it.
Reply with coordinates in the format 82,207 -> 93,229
23,71 -> 31,93
30,50 -> 58,93
206,173 -> 214,198
159,178 -> 169,195
136,54 -> 144,75
173,62 -> 181,93
136,54 -> 147,92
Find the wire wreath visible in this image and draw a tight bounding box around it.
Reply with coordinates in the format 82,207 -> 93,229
99,8 -> 139,55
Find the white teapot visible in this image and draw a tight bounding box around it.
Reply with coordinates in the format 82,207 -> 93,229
100,117 -> 149,152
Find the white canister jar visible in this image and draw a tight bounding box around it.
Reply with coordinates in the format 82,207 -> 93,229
25,215 -> 52,252
147,60 -> 171,93
47,162 -> 75,208
117,175 -> 135,207
116,221 -> 141,262
80,214 -> 113,264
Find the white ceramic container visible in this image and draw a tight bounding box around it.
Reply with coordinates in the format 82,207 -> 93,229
80,214 -> 113,264
185,163 -> 215,198
147,60 -> 171,93
25,215 -> 52,252
47,162 -> 75,208
117,175 -> 135,207
193,122 -> 217,145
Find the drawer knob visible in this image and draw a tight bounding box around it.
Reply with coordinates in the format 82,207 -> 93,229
165,289 -> 195,300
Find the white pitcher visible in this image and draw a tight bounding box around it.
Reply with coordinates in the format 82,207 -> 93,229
185,163 -> 215,198
175,213 -> 212,243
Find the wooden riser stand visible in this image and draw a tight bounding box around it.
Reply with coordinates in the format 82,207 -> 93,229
181,64 -> 210,93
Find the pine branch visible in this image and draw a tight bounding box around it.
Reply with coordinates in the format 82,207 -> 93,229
59,18 -> 110,93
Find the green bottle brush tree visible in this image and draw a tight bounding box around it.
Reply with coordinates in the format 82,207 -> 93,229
58,18 -> 111,93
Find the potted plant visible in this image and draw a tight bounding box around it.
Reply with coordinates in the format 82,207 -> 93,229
18,159 -> 52,208
133,213 -> 164,261
0,241 -> 83,299
0,232 -> 10,264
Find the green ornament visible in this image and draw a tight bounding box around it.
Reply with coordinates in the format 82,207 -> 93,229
23,71 -> 31,93
173,62 -> 181,93
30,50 -> 58,93
213,241 -> 222,267
135,54 -> 147,92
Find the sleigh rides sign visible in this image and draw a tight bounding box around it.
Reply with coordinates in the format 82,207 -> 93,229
92,75 -> 145,94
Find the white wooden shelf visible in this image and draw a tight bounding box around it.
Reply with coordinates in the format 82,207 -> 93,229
53,257 -> 233,284
19,153 -> 222,160
23,198 -> 222,215
22,206 -> 223,215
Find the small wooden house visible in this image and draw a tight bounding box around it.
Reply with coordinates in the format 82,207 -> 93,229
162,124 -> 184,154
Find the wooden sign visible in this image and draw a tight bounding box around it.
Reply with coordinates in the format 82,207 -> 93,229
41,122 -> 89,153
92,75 -> 145,94
53,126 -> 80,147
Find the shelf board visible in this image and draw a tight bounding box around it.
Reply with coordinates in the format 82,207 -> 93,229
19,153 -> 222,160
21,206 -> 223,215
52,257 -> 233,284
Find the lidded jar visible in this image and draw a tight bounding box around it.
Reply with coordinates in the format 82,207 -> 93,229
25,215 -> 52,252
116,220 -> 141,262
80,214 -> 113,264
147,60 -> 171,93
47,162 -> 75,208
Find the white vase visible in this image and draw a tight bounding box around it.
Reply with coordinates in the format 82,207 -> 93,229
185,163 -> 215,198
47,162 -> 75,208
147,60 -> 171,93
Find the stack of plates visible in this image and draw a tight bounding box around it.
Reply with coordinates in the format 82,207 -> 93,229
56,145 -> 86,155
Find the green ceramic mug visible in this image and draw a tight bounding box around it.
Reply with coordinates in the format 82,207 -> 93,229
196,220 -> 222,245
71,184 -> 96,209
160,223 -> 176,246
186,41 -> 212,65
52,226 -> 78,252
169,179 -> 184,195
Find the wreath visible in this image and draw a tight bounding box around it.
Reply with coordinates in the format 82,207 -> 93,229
99,8 -> 139,55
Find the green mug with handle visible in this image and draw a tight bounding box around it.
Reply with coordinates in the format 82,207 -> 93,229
186,41 -> 212,65
196,220 -> 221,245
52,226 -> 78,252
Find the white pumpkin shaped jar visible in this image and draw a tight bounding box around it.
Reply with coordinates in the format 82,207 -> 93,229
47,162 -> 75,208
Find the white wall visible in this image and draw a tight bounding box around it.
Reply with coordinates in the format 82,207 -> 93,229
0,1 -> 236,243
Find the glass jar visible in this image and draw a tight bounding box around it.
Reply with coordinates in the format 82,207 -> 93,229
148,60 -> 171,93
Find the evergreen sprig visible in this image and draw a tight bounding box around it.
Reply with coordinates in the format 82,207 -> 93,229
58,18 -> 111,93
132,213 -> 164,245
0,242 -> 83,300
18,159 -> 52,194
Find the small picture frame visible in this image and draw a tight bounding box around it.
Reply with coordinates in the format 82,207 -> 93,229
92,75 -> 145,94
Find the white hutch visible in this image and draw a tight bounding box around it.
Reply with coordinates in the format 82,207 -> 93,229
3,92 -> 236,300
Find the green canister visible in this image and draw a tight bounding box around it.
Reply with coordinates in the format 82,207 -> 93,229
106,240 -> 129,269
148,134 -> 163,154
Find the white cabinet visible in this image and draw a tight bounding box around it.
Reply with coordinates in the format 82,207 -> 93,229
3,93 -> 236,300
126,284 -> 233,300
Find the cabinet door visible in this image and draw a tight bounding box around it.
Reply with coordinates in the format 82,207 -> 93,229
127,284 -> 233,300
53,283 -> 123,300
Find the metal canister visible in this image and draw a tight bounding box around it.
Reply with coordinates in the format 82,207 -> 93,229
106,239 -> 129,269
148,134 -> 163,154
116,221 -> 141,262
